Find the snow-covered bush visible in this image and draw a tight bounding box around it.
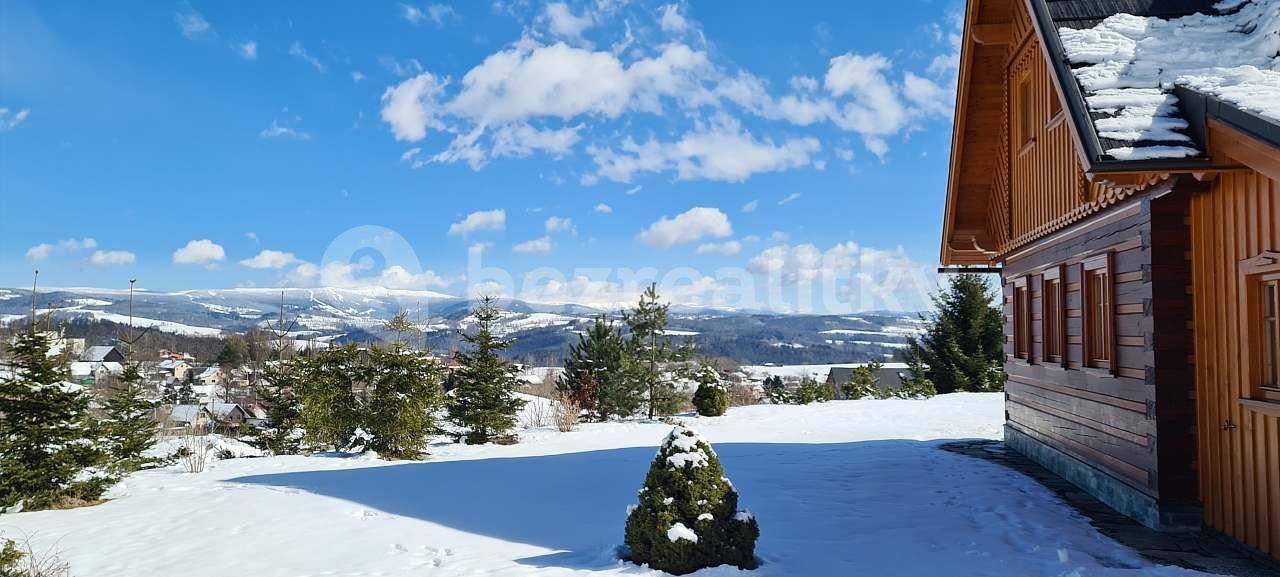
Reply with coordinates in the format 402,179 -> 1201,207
624,427 -> 758,575
690,365 -> 728,417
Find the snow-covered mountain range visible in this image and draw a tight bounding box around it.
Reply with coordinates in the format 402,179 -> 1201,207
0,286 -> 929,364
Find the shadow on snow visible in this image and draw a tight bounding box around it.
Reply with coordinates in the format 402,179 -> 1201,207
228,439 -> 1046,575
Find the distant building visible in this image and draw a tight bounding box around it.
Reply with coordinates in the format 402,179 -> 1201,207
825,364 -> 910,398
166,402 -> 248,433
81,345 -> 126,364
70,361 -> 125,385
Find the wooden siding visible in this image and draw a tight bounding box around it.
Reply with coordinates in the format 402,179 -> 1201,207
1004,195 -> 1175,498
1191,169 -> 1280,557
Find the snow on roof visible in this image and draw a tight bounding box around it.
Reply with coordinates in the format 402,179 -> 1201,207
1059,0 -> 1280,160
170,402 -> 243,423
82,345 -> 119,362
69,361 -> 124,377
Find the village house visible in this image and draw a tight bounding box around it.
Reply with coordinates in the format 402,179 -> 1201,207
824,364 -> 910,398
940,0 -> 1279,559
69,360 -> 124,386
80,345 -> 124,364
166,402 -> 249,434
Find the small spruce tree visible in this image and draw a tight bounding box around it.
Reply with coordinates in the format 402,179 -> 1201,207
362,345 -> 444,459
792,376 -> 832,405
690,363 -> 728,417
0,331 -> 110,510
558,314 -> 637,420
100,362 -> 160,476
841,360 -> 884,399
448,297 -> 526,444
293,344 -> 364,452
909,273 -> 1004,393
625,427 -> 758,575
251,358 -> 304,455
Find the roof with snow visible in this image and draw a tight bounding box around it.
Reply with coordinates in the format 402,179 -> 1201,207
81,345 -> 123,362
1041,0 -> 1280,163
169,402 -> 246,423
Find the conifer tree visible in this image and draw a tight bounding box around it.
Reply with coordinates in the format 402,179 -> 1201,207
448,297 -> 526,444
625,427 -> 758,574
0,330 -> 110,510
100,362 -> 160,476
690,362 -> 728,417
558,314 -> 638,420
624,284 -> 691,419
362,342 -> 444,459
293,344 -> 364,451
909,273 -> 1004,393
841,359 -> 883,399
251,358 -> 303,455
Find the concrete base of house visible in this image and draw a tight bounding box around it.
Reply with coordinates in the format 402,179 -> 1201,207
1004,425 -> 1202,531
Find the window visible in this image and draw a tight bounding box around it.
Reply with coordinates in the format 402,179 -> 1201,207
1013,278 -> 1031,361
1018,76 -> 1033,146
1042,266 -> 1064,364
1082,254 -> 1113,372
1261,278 -> 1279,392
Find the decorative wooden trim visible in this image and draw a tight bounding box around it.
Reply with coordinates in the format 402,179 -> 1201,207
971,23 -> 1011,45
1238,398 -> 1280,418
1208,119 -> 1280,182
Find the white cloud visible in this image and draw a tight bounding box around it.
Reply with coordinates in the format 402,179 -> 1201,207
659,4 -> 688,33
239,249 -> 299,269
173,239 -> 226,266
778,192 -> 801,205
0,108 -> 31,131
544,216 -> 576,234
351,71 -> 366,83
513,236 -> 554,254
88,250 -> 136,267
587,118 -> 821,183
25,244 -> 52,263
174,5 -> 211,39
903,71 -> 951,117
259,118 -> 310,140
448,209 -> 506,236
769,230 -> 790,243
594,203 -> 613,214
380,73 -> 446,142
403,3 -> 457,27
289,41 -> 327,73
740,199 -> 759,213
696,240 -> 742,255
377,265 -> 451,288
401,3 -> 427,24
825,53 -> 907,137
747,242 -> 859,284
236,40 -> 257,60
639,207 -> 732,249
625,185 -> 642,195
26,238 -> 96,262
544,2 -> 594,40
835,146 -> 854,161
490,123 -> 581,159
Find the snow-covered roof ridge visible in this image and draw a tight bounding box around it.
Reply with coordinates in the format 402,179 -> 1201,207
1058,0 -> 1280,160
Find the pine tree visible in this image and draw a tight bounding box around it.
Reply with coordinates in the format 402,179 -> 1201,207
362,344 -> 444,459
448,297 -> 526,444
894,350 -> 938,399
558,314 -> 638,420
624,284 -> 692,419
0,331 -> 110,510
383,311 -> 418,347
792,376 -> 832,404
625,427 -> 758,574
293,344 -> 364,451
251,358 -> 303,455
909,273 -> 1004,393
690,362 -> 728,417
100,362 -> 159,476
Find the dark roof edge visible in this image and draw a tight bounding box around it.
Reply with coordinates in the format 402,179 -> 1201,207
1175,85 -> 1280,153
1029,0 -> 1108,170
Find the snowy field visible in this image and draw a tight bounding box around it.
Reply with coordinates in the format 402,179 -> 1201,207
0,394 -> 1212,577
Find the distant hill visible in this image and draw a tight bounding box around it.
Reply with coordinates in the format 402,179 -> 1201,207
0,286 -> 930,365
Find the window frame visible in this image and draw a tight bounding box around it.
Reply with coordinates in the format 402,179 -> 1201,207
1081,252 -> 1115,375
1240,252 -> 1280,404
1041,265 -> 1066,366
1012,276 -> 1032,363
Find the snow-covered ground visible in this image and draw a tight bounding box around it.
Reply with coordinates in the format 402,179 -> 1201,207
0,394 -> 1210,576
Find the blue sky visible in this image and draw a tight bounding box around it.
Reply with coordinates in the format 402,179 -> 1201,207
0,0 -> 962,313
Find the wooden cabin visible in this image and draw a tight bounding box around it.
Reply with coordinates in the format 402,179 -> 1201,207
940,0 -> 1280,558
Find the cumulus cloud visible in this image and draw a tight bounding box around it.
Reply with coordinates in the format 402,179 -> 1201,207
239,249 -> 299,269
543,2 -> 594,40
25,238 -> 96,263
594,203 -> 613,214
402,3 -> 457,27
587,118 -> 821,183
448,209 -> 506,236
173,239 -> 225,266
0,108 -> 31,131
748,242 -> 859,284
380,73 -> 446,142
544,216 -> 576,234
513,236 -> 554,254
639,207 -> 732,249
88,250 -> 136,267
377,265 -> 451,288
696,240 -> 742,255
